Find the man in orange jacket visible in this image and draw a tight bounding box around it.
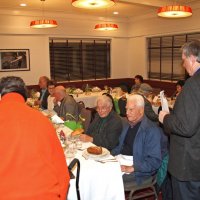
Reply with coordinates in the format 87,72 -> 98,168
0,76 -> 70,200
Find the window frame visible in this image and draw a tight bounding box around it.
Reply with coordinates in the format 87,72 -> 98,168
148,32 -> 200,81
49,38 -> 111,82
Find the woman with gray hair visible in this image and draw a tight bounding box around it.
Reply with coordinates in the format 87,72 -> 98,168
80,95 -> 123,151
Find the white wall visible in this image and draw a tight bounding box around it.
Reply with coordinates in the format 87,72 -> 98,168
127,3 -> 200,79
0,35 -> 50,85
0,10 -> 129,85
111,38 -> 129,78
127,37 -> 147,78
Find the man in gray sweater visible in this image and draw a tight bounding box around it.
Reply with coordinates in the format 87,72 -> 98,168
54,86 -> 78,121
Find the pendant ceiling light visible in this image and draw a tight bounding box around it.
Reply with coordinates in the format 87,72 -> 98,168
30,0 -> 58,28
72,0 -> 115,9
157,5 -> 192,18
94,23 -> 118,31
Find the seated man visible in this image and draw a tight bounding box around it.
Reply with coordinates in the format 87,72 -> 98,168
137,83 -> 158,122
34,76 -> 50,109
112,94 -> 165,187
131,75 -> 144,93
0,76 -> 69,200
54,86 -> 78,121
47,80 -> 56,111
80,95 -> 123,151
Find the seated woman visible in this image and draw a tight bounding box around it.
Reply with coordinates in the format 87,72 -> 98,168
79,95 -> 123,151
172,80 -> 185,99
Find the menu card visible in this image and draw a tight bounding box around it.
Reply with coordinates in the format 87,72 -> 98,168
160,90 -> 169,112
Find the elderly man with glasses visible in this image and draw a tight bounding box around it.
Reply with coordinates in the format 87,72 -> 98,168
80,95 -> 123,151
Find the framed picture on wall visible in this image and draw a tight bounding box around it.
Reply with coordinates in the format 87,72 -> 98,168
0,49 -> 30,72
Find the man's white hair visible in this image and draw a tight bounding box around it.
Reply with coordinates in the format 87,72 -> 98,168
127,94 -> 144,108
96,95 -> 113,108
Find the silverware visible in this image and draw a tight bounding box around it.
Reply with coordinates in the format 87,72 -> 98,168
95,159 -> 118,163
82,154 -> 88,160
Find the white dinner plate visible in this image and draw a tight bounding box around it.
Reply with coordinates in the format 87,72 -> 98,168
82,147 -> 110,160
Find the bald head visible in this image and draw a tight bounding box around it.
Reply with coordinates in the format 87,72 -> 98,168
54,85 -> 66,101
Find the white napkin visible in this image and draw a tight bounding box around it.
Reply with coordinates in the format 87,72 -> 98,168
51,115 -> 64,124
160,91 -> 169,112
115,154 -> 133,166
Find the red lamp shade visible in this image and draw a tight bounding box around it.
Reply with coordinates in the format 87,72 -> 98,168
157,5 -> 192,18
30,19 -> 58,28
94,23 -> 118,31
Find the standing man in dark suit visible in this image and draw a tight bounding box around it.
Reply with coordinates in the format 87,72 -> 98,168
35,76 -> 49,109
159,40 -> 200,200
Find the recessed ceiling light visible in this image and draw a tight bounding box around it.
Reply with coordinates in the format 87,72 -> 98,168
113,11 -> 119,15
20,3 -> 27,7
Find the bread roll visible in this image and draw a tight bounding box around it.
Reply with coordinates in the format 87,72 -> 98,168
71,128 -> 84,137
87,146 -> 102,155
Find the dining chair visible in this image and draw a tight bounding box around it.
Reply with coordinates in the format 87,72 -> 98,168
125,175 -> 158,200
68,158 -> 81,200
77,101 -> 85,114
80,108 -> 92,132
118,97 -> 127,117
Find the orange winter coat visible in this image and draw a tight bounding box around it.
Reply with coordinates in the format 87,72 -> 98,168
0,93 -> 69,200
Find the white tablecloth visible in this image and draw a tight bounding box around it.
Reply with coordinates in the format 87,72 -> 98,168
67,142 -> 125,200
73,92 -> 104,108
55,125 -> 125,200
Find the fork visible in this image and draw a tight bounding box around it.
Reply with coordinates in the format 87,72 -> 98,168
95,159 -> 118,163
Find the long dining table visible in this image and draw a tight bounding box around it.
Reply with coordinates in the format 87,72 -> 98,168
56,125 -> 125,200
72,91 -> 104,108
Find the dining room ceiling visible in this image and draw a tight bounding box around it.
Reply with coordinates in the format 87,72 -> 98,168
0,0 -> 199,18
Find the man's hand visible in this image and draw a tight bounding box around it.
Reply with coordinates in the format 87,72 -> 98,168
79,134 -> 93,143
121,165 -> 134,173
159,111 -> 169,124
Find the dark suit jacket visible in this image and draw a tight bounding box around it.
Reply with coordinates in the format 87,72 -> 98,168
39,89 -> 49,109
143,97 -> 158,122
86,110 -> 123,151
163,70 -> 200,181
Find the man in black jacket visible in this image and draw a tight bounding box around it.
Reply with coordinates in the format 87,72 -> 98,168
34,76 -> 49,109
79,95 -> 122,151
159,40 -> 200,200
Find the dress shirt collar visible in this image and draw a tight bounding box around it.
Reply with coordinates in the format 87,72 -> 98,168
41,89 -> 47,93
